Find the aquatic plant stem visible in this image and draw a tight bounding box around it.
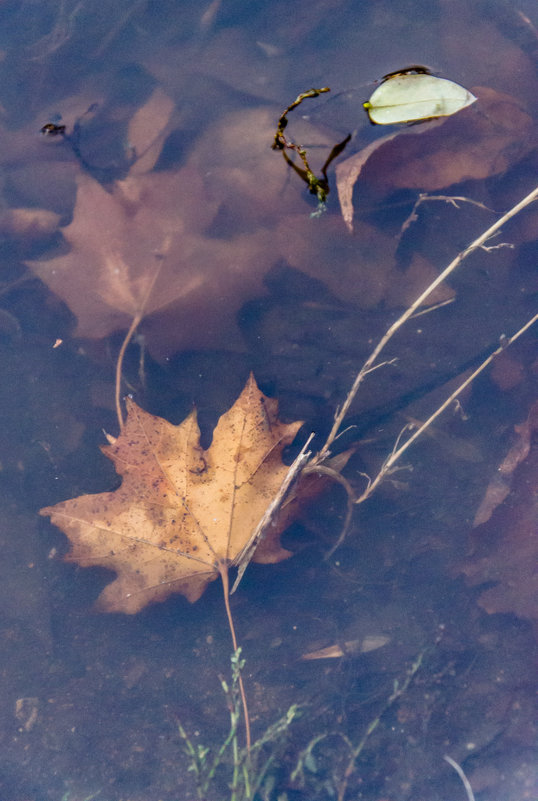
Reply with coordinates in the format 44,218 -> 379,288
272,86 -> 351,210
318,183 -> 538,461
336,650 -> 425,801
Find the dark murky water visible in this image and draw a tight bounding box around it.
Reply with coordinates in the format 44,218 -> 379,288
0,1 -> 536,800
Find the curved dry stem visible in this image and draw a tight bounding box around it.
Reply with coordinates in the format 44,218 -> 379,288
400,192 -> 494,235
318,184 -> 538,461
444,755 -> 476,801
301,463 -> 355,559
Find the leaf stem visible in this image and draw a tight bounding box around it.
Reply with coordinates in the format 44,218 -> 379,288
220,563 -> 252,753
113,238 -> 170,430
114,312 -> 142,430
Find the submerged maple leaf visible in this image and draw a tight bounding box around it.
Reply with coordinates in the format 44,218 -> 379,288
26,167 -> 275,357
40,376 -> 303,613
25,91 -> 279,359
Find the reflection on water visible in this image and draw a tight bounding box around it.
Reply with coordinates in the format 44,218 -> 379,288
0,0 -> 536,799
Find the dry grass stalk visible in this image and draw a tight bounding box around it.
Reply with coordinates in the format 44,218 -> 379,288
302,184 -> 538,553
318,183 -> 538,462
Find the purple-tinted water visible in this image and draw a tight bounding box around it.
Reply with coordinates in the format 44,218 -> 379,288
0,1 -> 536,799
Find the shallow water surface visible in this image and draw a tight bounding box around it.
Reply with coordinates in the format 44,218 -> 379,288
0,1 -> 536,800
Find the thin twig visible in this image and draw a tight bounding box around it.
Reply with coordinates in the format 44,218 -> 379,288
400,192 -> 494,235
354,312 -> 537,504
231,435 -> 314,593
318,184 -> 538,461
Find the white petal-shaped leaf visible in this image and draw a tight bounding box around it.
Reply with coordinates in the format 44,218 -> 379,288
364,74 -> 477,125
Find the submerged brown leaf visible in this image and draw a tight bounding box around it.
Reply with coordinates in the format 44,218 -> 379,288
473,403 -> 537,527
26,167 -> 275,356
367,87 -> 534,192
461,400 -> 538,623
336,87 -> 534,230
126,87 -> 176,175
40,376 -> 303,613
25,100 -> 290,359
335,130 -> 400,233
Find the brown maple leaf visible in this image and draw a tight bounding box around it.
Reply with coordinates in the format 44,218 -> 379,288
40,375 -> 303,614
25,90 -> 279,361
26,167 -> 274,357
